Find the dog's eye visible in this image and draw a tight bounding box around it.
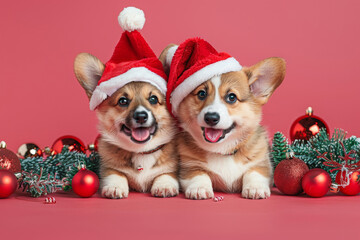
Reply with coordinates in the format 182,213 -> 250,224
118,97 -> 130,107
149,95 -> 158,105
197,90 -> 207,100
225,93 -> 237,104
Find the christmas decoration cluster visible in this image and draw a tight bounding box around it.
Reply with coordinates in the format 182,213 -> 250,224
0,136 -> 100,198
271,108 -> 360,197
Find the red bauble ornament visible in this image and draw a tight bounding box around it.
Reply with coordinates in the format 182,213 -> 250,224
0,144 -> 21,173
302,168 -> 331,197
274,157 -> 309,195
72,168 -> 99,197
335,171 -> 360,196
0,169 -> 18,198
289,107 -> 329,142
52,135 -> 86,154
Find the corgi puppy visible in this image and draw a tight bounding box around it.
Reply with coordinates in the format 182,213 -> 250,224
74,53 -> 179,198
73,7 -> 179,199
160,40 -> 285,199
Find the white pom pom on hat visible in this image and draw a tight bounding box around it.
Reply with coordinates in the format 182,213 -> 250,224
118,7 -> 146,32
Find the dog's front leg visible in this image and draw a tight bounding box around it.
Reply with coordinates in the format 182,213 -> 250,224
181,171 -> 214,200
151,173 -> 179,198
101,169 -> 129,199
241,166 -> 271,199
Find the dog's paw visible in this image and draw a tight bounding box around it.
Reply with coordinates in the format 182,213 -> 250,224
242,171 -> 271,199
185,186 -> 214,200
151,182 -> 179,197
101,174 -> 129,199
151,174 -> 179,198
182,174 -> 214,200
242,186 -> 271,199
102,185 -> 129,199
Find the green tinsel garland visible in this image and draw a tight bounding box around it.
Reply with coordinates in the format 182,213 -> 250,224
271,128 -> 360,181
19,147 -> 100,197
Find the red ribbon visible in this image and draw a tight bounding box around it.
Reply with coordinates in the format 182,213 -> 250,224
319,142 -> 360,173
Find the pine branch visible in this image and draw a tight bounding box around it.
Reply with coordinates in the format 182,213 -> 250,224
271,132 -> 290,168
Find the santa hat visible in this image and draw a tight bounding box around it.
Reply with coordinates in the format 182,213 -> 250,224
166,38 -> 242,115
89,7 -> 167,110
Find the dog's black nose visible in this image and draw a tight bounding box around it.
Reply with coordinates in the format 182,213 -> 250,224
204,112 -> 220,126
133,111 -> 148,124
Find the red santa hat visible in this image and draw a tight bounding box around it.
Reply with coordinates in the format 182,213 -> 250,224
166,38 -> 242,116
89,7 -> 167,110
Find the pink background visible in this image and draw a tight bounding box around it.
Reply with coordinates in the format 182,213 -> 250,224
1,190 -> 359,240
1,2 -> 360,239
1,0 -> 359,150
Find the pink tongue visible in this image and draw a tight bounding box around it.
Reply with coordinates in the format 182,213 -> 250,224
132,128 -> 150,142
204,128 -> 223,143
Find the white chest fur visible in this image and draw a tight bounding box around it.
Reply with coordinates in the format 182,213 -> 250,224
205,153 -> 252,191
130,151 -> 162,192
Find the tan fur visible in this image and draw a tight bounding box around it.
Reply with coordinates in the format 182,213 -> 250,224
175,57 -> 286,199
159,44 -> 177,76
74,53 -> 105,99
74,53 -> 179,199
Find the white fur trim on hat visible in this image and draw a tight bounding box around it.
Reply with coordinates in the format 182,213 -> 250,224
89,67 -> 167,110
170,57 -> 242,115
118,7 -> 145,32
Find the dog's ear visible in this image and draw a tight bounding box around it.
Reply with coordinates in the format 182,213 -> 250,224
244,57 -> 286,105
159,44 -> 178,76
74,53 -> 105,99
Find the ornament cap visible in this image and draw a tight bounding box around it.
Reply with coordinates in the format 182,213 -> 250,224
286,151 -> 295,159
44,146 -> 52,155
306,107 -> 313,116
0,141 -> 6,149
88,144 -> 95,151
78,163 -> 86,170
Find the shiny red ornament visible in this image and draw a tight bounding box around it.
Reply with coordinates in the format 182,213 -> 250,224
274,157 -> 309,195
0,148 -> 21,173
72,169 -> 99,197
302,168 -> 331,197
289,107 -> 329,142
52,135 -> 86,154
335,171 -> 360,196
0,169 -> 18,198
17,143 -> 43,158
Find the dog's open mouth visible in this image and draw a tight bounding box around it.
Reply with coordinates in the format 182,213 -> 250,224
121,124 -> 157,143
201,123 -> 236,143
